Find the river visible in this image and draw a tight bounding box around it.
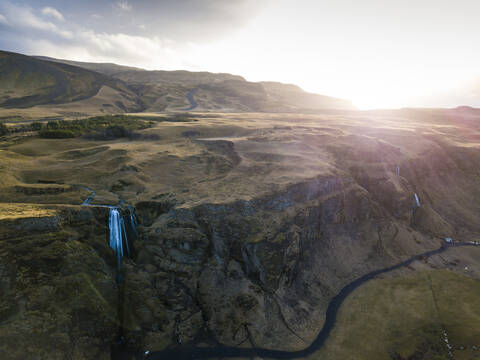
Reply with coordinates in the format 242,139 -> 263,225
184,89 -> 198,111
145,242 -> 479,360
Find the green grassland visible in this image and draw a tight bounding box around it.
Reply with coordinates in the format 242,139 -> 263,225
311,269 -> 480,360
0,114 -> 196,139
36,115 -> 156,139
2,109 -> 480,213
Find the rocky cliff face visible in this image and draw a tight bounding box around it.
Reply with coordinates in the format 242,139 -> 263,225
122,165 -> 474,354
0,206 -> 120,359
2,109 -> 480,359
120,112 -> 480,354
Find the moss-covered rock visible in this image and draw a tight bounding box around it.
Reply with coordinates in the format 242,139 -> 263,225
0,206 -> 119,360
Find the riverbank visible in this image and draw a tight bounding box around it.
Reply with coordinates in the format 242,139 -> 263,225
145,242 -> 480,360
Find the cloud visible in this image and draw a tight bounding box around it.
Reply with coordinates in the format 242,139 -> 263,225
0,2 -> 72,39
25,0 -> 263,42
41,6 -> 64,21
0,0 -> 262,60
0,0 -> 268,65
114,1 -> 132,12
0,1 -> 192,70
16,30 -> 193,72
0,0 -> 267,75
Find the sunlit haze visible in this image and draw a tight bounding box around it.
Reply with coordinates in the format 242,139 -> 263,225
1,0 -> 480,109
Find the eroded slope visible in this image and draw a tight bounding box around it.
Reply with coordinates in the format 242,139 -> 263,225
1,109 -> 480,359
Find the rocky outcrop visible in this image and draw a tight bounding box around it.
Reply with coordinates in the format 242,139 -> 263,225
3,109 -> 480,359
121,165 -> 455,353
0,206 -> 120,360
115,125 -> 480,355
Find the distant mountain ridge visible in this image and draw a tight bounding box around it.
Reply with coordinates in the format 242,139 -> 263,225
0,51 -> 143,112
0,50 -> 355,116
34,56 -> 145,77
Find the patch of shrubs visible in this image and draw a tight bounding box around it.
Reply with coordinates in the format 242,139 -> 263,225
35,115 -> 158,140
3,115 -> 176,140
163,113 -> 200,122
84,125 -> 160,141
0,123 -> 8,136
30,122 -> 43,131
38,129 -> 75,139
84,125 -> 133,140
1,121 -> 44,136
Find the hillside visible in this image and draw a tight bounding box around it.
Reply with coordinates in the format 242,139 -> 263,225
1,109 -> 480,359
24,53 -> 355,114
34,56 -> 144,77
113,69 -> 250,112
261,81 -> 355,111
0,51 -> 143,113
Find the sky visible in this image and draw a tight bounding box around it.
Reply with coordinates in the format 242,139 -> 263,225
1,0 -> 480,109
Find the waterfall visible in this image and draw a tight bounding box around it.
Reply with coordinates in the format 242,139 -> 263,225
414,193 -> 421,207
82,187 -> 96,206
121,215 -> 130,257
81,188 -> 136,273
130,214 -> 138,235
109,208 -> 128,270
128,206 -> 138,235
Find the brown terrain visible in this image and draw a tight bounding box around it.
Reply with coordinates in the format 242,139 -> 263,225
1,51 -> 480,360
1,108 -> 480,360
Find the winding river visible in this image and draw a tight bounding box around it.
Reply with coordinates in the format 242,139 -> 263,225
145,242 -> 479,360
184,89 -> 198,111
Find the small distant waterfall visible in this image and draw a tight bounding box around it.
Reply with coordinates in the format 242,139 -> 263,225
109,208 -> 130,270
82,187 -> 96,206
410,192 -> 421,222
414,193 -> 421,208
130,214 -> 138,234
128,206 -> 138,235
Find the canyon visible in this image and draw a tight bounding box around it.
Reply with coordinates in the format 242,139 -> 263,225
2,109 -> 480,359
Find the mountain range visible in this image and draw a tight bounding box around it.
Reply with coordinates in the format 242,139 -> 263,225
0,50 -> 354,118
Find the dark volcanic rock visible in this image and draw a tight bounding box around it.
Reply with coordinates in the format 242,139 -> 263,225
4,117 -> 480,358
0,206 -> 119,360
121,172 -> 448,353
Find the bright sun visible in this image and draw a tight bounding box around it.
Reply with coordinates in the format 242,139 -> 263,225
317,65 -> 475,110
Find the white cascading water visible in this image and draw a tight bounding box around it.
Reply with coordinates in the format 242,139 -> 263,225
130,213 -> 138,235
109,208 -> 127,270
414,193 -> 421,208
128,205 -> 138,236
82,189 -> 135,273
